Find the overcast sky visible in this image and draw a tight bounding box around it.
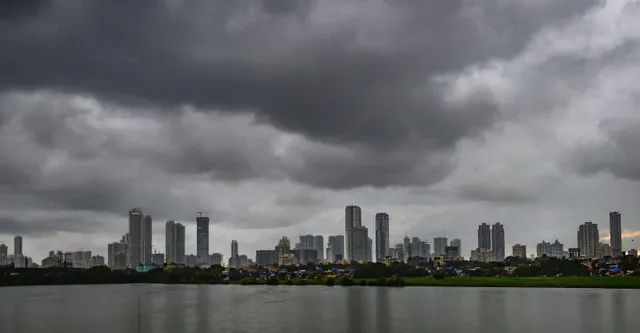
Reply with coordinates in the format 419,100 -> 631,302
2,0 -> 640,261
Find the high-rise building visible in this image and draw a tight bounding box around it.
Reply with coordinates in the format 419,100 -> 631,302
327,235 -> 344,262
107,234 -> 129,269
196,214 -> 210,266
14,236 -> 22,256
0,243 -> 8,257
578,222 -> 599,259
491,223 -> 505,261
230,240 -> 239,268
450,239 -> 462,258
314,235 -> 324,261
478,223 -> 491,250
165,221 -> 186,265
345,205 -> 362,261
512,244 -> 527,258
128,208 -> 152,268
375,213 -> 390,261
609,211 -> 622,258
433,237 -> 448,257
550,240 -> 563,258
367,237 -> 373,262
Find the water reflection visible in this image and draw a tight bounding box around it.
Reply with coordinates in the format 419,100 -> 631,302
163,286 -> 186,333
580,291 -> 603,333
376,288 -> 391,333
478,289 -> 507,333
195,286 -> 211,332
346,287 -> 366,333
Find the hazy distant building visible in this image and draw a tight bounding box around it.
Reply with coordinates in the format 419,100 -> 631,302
108,235 -> 128,269
165,221 -> 185,265
152,253 -> 165,266
512,244 -> 527,258
471,248 -> 493,263
91,255 -> 105,267
210,253 -> 223,266
445,246 -> 460,260
433,237 -> 448,257
478,223 -> 491,250
367,237 -> 373,262
450,239 -> 462,258
230,240 -> 239,268
186,254 -> 197,267
0,243 -> 7,257
327,235 -> 344,262
345,205 -> 362,261
72,251 -> 92,269
420,241 -> 431,259
128,208 -> 152,268
256,250 -> 277,266
628,249 -> 638,257
196,215 -> 210,266
537,241 -> 551,258
597,242 -> 612,259
275,237 -> 291,266
314,235 -> 324,261
375,213 -> 390,261
609,212 -> 622,258
14,236 -> 22,256
491,223 -> 505,261
578,222 -> 599,259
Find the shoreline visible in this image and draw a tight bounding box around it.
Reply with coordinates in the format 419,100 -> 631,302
3,277 -> 640,289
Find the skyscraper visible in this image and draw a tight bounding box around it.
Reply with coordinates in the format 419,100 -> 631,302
366,237 -> 373,262
230,240 -> 238,268
350,226 -> 368,262
433,237 -> 448,257
165,221 -> 185,265
314,235 -> 324,261
478,223 -> 491,249
491,223 -> 505,261
0,243 -> 7,257
375,213 -> 390,261
609,211 -> 622,258
128,208 -> 152,268
578,222 -> 599,259
14,236 -> 22,256
196,214 -> 210,266
345,205 -> 362,261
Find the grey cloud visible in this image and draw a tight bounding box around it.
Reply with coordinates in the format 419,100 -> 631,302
571,118 -> 640,180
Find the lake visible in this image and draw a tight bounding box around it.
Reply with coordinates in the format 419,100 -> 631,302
1,285 -> 639,333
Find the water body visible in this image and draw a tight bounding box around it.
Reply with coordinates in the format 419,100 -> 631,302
1,285 -> 639,333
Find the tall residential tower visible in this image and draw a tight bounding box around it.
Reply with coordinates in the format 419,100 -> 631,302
128,208 -> 152,268
375,213 -> 390,261
609,212 -> 622,258
196,213 -> 210,266
165,221 -> 186,264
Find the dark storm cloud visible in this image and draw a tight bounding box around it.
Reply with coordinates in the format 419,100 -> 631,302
0,0 -> 599,150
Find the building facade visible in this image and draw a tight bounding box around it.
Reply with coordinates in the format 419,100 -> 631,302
128,208 -> 152,268
433,237 -> 448,257
165,221 -> 185,265
375,213 -> 390,261
326,235 -> 345,262
491,223 -> 505,261
609,212 -> 622,258
345,205 -> 362,261
256,250 -> 277,266
478,223 -> 491,250
578,222 -> 599,259
196,215 -> 210,266
512,244 -> 527,258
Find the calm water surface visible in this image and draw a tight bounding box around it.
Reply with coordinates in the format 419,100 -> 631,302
1,284 -> 639,333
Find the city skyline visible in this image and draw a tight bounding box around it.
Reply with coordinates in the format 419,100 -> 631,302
1,208 -> 635,265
